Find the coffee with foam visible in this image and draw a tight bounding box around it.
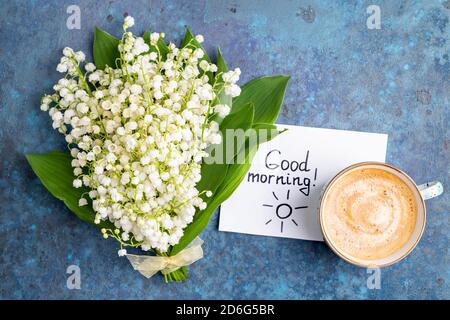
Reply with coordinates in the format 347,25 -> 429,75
322,168 -> 417,261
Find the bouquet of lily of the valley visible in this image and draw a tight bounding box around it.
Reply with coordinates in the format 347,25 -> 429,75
26,16 -> 289,282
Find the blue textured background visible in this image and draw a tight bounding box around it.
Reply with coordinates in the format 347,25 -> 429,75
0,0 -> 449,299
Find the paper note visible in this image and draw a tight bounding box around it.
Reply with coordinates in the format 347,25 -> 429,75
219,125 -> 388,241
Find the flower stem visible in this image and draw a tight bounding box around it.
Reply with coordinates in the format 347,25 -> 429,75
163,266 -> 189,283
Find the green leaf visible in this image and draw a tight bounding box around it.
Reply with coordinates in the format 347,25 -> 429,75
251,122 -> 285,144
220,102 -> 254,133
216,47 -> 228,74
180,26 -> 194,48
195,163 -> 229,201
216,102 -> 255,165
181,27 -> 210,62
93,27 -> 121,70
181,27 -> 213,82
171,110 -> 285,255
171,103 -> 255,255
25,151 -> 112,229
197,102 -> 254,197
143,31 -> 169,60
232,75 -> 290,124
215,48 -> 232,107
211,48 -> 232,125
171,143 -> 258,255
213,143 -> 258,205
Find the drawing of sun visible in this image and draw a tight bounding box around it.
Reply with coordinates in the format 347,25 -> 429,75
263,190 -> 308,233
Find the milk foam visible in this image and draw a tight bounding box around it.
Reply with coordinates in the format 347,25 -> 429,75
322,168 -> 417,261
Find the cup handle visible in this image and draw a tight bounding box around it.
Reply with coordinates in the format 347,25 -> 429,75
418,181 -> 444,200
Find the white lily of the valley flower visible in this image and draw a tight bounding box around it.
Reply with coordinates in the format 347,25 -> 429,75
41,16 -> 242,253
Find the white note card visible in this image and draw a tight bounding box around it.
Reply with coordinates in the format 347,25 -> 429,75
219,125 -> 388,241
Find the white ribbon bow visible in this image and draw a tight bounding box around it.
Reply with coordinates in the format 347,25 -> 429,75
125,237 -> 204,278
